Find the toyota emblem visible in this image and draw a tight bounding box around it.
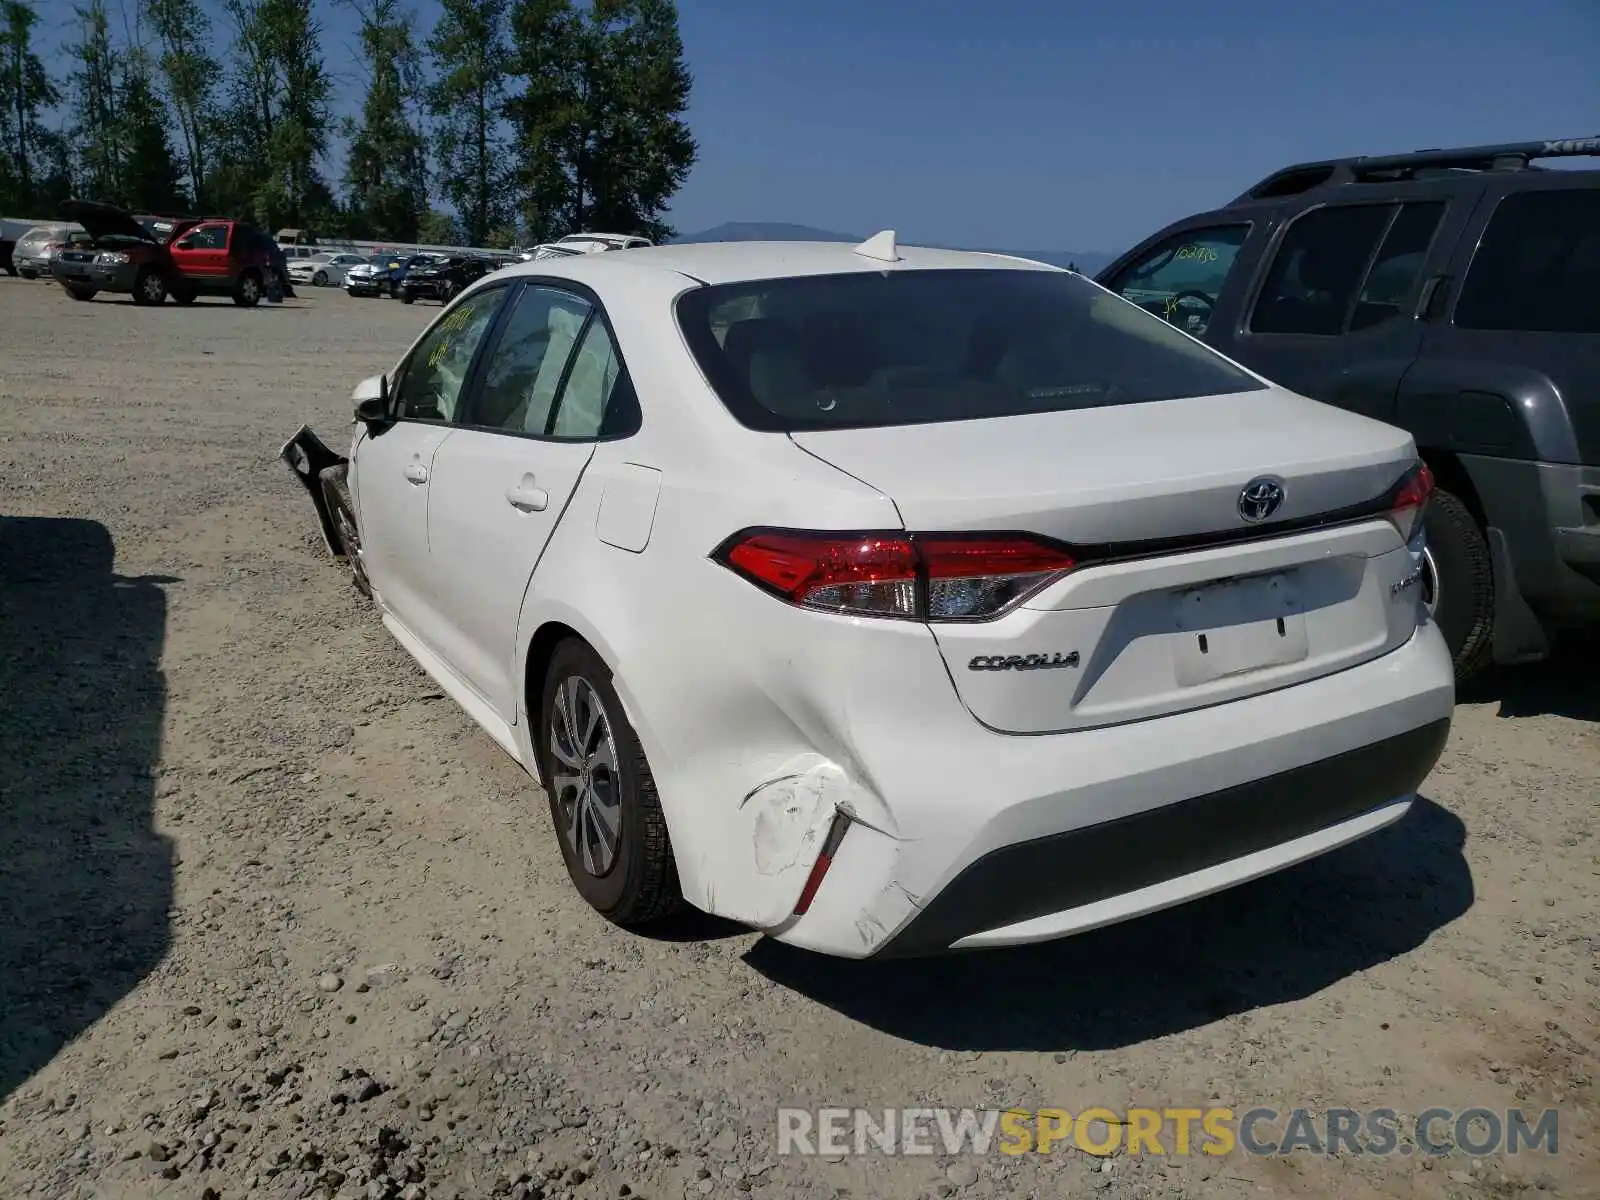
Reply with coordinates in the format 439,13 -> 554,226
1237,476 -> 1286,523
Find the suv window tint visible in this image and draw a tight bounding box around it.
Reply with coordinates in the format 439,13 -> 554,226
177,224 -> 228,251
1104,224 -> 1249,338
1348,202 -> 1446,332
676,268 -> 1266,433
1456,189 -> 1600,333
469,286 -> 594,434
393,287 -> 506,423
551,320 -> 624,438
1249,204 -> 1394,336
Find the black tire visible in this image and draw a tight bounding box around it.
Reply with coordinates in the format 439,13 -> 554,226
399,290 -> 415,305
132,267 -> 167,306
233,270 -> 262,307
312,269 -> 328,286
1422,486 -> 1494,681
63,284 -> 98,301
536,639 -> 681,927
319,469 -> 371,600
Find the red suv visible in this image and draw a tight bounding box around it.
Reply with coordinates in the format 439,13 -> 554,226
49,200 -> 276,306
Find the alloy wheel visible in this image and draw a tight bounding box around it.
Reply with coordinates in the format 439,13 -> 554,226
140,272 -> 165,303
548,676 -> 623,877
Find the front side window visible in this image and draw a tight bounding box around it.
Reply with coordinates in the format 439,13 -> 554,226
469,286 -> 594,434
1456,189 -> 1600,333
392,287 -> 506,422
1249,204 -> 1394,336
176,223 -> 228,251
677,267 -> 1265,433
1104,225 -> 1250,338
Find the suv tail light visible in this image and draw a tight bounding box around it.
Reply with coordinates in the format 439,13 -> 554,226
1387,461 -> 1434,542
717,529 -> 1077,621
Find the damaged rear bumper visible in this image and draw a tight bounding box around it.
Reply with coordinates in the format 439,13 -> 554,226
279,425 -> 349,556
760,623 -> 1453,958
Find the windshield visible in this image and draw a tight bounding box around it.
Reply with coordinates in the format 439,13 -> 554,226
676,268 -> 1266,432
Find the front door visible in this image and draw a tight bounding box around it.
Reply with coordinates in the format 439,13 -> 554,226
169,222 -> 231,287
426,283 -> 627,721
354,286 -> 509,637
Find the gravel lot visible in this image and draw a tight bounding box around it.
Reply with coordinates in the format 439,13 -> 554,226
1,276 -> 1596,1200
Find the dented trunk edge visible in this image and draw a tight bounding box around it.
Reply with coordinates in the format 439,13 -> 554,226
279,425 -> 348,557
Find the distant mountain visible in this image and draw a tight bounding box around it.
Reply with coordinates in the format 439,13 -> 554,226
670,221 -> 861,244
670,222 -> 1116,277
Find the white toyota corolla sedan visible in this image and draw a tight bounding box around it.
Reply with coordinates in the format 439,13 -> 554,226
282,232 -> 1455,959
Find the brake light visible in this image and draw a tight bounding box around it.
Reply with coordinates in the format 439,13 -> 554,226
1388,461 -> 1434,542
718,530 -> 1076,620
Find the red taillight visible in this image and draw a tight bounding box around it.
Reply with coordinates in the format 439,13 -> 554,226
719,530 -> 1076,620
1388,461 -> 1434,541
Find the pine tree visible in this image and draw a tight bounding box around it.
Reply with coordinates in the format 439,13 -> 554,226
426,0 -> 511,245
67,0 -> 121,203
118,47 -> 187,211
345,0 -> 427,241
213,0 -> 331,228
506,0 -> 694,243
0,0 -> 61,214
143,0 -> 219,209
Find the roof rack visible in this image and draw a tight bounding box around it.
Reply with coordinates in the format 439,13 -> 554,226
1229,135 -> 1600,205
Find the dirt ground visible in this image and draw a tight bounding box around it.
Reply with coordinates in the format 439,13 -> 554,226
0,275 -> 1595,1200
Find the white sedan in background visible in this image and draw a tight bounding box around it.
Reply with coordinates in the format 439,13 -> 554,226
289,252 -> 370,288
281,233 -> 1454,959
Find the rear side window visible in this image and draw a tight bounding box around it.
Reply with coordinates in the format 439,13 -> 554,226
676,268 -> 1265,432
1249,205 -> 1393,335
1349,202 -> 1445,332
1455,189 -> 1600,333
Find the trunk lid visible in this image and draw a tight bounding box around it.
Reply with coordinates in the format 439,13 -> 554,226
791,387 -> 1427,732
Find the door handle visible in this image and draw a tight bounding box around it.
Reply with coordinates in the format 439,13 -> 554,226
506,484 -> 549,512
404,462 -> 428,485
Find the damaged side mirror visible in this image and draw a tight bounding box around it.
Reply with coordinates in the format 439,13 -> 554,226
353,373 -> 392,430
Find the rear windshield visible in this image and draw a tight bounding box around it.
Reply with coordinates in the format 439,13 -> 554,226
675,268 -> 1265,431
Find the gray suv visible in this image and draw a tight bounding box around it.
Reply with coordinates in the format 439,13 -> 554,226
1096,136 -> 1600,680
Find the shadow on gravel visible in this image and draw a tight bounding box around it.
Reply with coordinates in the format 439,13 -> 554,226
0,518 -> 175,1102
746,797 -> 1470,1052
1458,633 -> 1600,722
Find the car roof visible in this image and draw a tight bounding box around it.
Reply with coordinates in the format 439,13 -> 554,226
490,238 -> 1059,288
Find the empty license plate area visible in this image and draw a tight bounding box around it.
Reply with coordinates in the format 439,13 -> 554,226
1172,570 -> 1309,686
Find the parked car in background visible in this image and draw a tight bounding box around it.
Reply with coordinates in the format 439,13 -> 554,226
517,232 -> 653,263
13,223 -> 88,278
281,233 -> 1453,958
164,217 -> 279,305
48,200 -> 196,303
1096,135 -> 1600,680
397,254 -> 496,304
343,254 -> 400,298
288,251 -> 369,288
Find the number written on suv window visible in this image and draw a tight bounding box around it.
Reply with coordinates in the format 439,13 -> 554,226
1455,189 -> 1600,334
1105,225 -> 1250,338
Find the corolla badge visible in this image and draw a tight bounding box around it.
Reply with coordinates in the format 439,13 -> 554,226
1237,476 -> 1286,524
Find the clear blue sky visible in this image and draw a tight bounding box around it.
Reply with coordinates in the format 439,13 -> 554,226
32,0 -> 1600,252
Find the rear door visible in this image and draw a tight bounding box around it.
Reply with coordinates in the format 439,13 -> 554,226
355,286 -> 511,637
1411,177 -> 1600,468
424,282 -> 629,721
169,222 -> 231,286
1214,183 -> 1482,425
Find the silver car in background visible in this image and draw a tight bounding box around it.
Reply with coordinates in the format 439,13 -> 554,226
13,224 -> 86,279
